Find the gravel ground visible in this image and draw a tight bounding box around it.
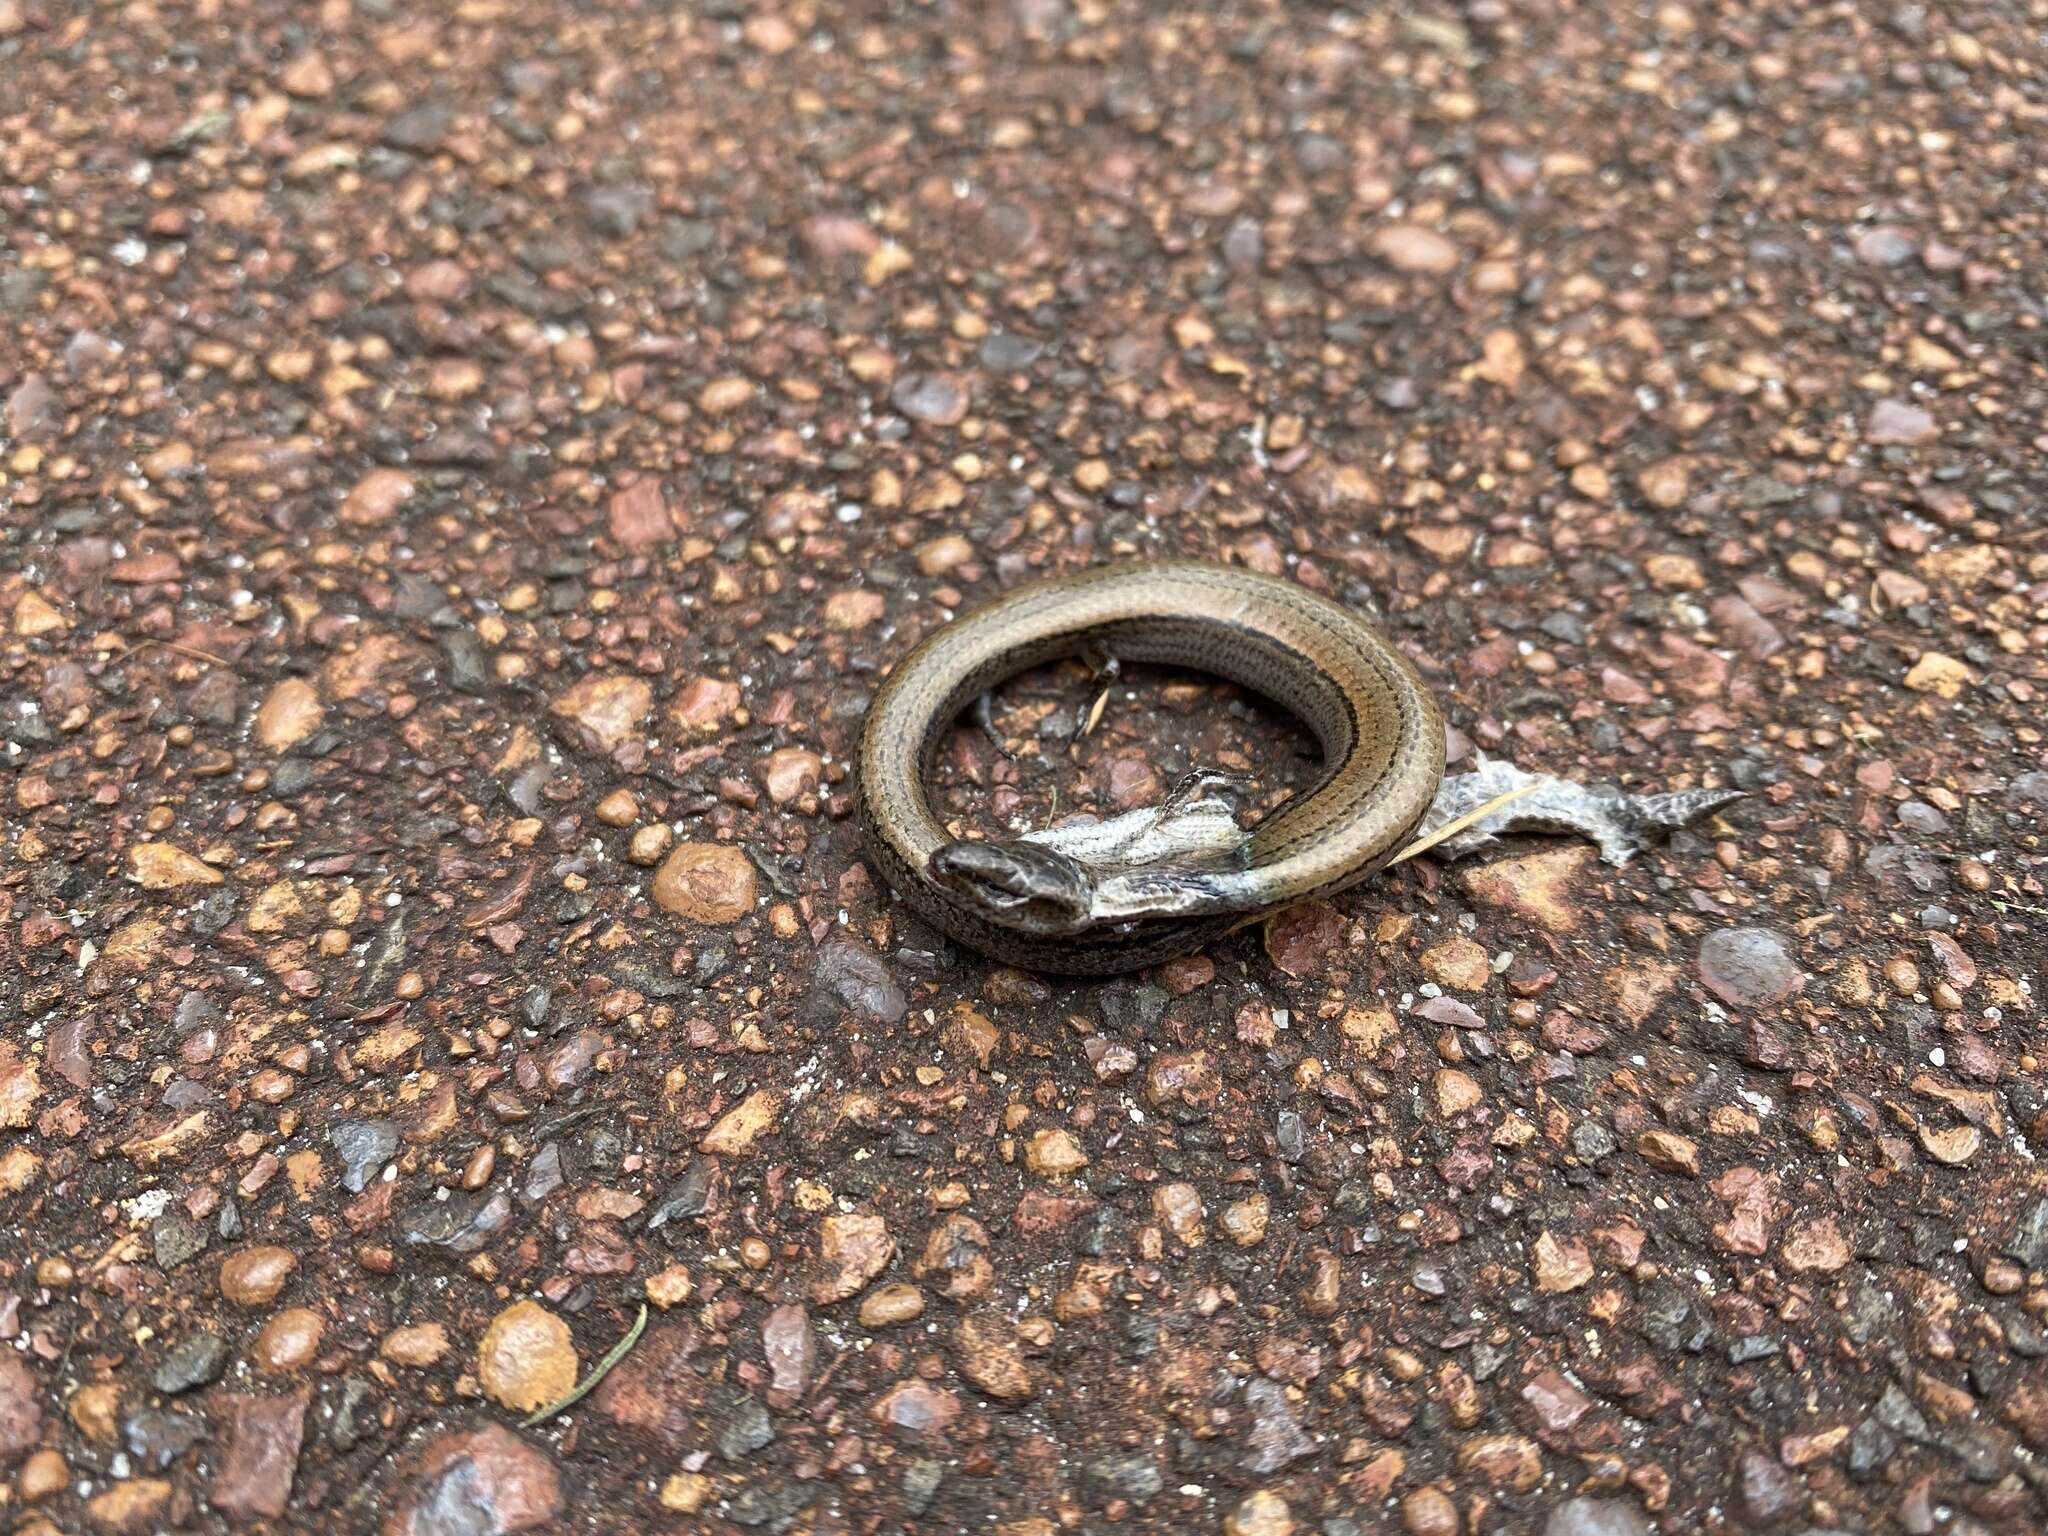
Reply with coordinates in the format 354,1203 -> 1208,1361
4,1 -> 2048,1533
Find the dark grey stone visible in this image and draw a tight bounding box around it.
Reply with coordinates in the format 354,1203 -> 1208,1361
152,1330 -> 228,1395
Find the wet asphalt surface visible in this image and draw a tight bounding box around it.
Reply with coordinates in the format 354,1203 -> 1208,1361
3,2 -> 2048,1533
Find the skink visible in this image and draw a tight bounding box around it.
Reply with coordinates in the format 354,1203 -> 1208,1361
857,561 -> 1446,973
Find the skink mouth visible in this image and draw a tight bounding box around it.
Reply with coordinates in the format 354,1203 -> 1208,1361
926,840 -> 1096,935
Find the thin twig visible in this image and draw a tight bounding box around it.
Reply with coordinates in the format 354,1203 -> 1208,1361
1386,782 -> 1543,868
116,638 -> 233,668
520,1302 -> 649,1428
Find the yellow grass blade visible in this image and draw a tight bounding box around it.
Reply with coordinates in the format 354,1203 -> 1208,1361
1386,781 -> 1542,868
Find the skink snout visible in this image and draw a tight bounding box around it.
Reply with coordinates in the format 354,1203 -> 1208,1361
926,840 -> 1095,935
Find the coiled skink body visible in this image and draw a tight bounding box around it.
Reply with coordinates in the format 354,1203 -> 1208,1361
857,562 -> 1446,973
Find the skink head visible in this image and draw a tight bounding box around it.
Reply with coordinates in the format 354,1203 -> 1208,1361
926,840 -> 1096,936
929,769 -> 1258,935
